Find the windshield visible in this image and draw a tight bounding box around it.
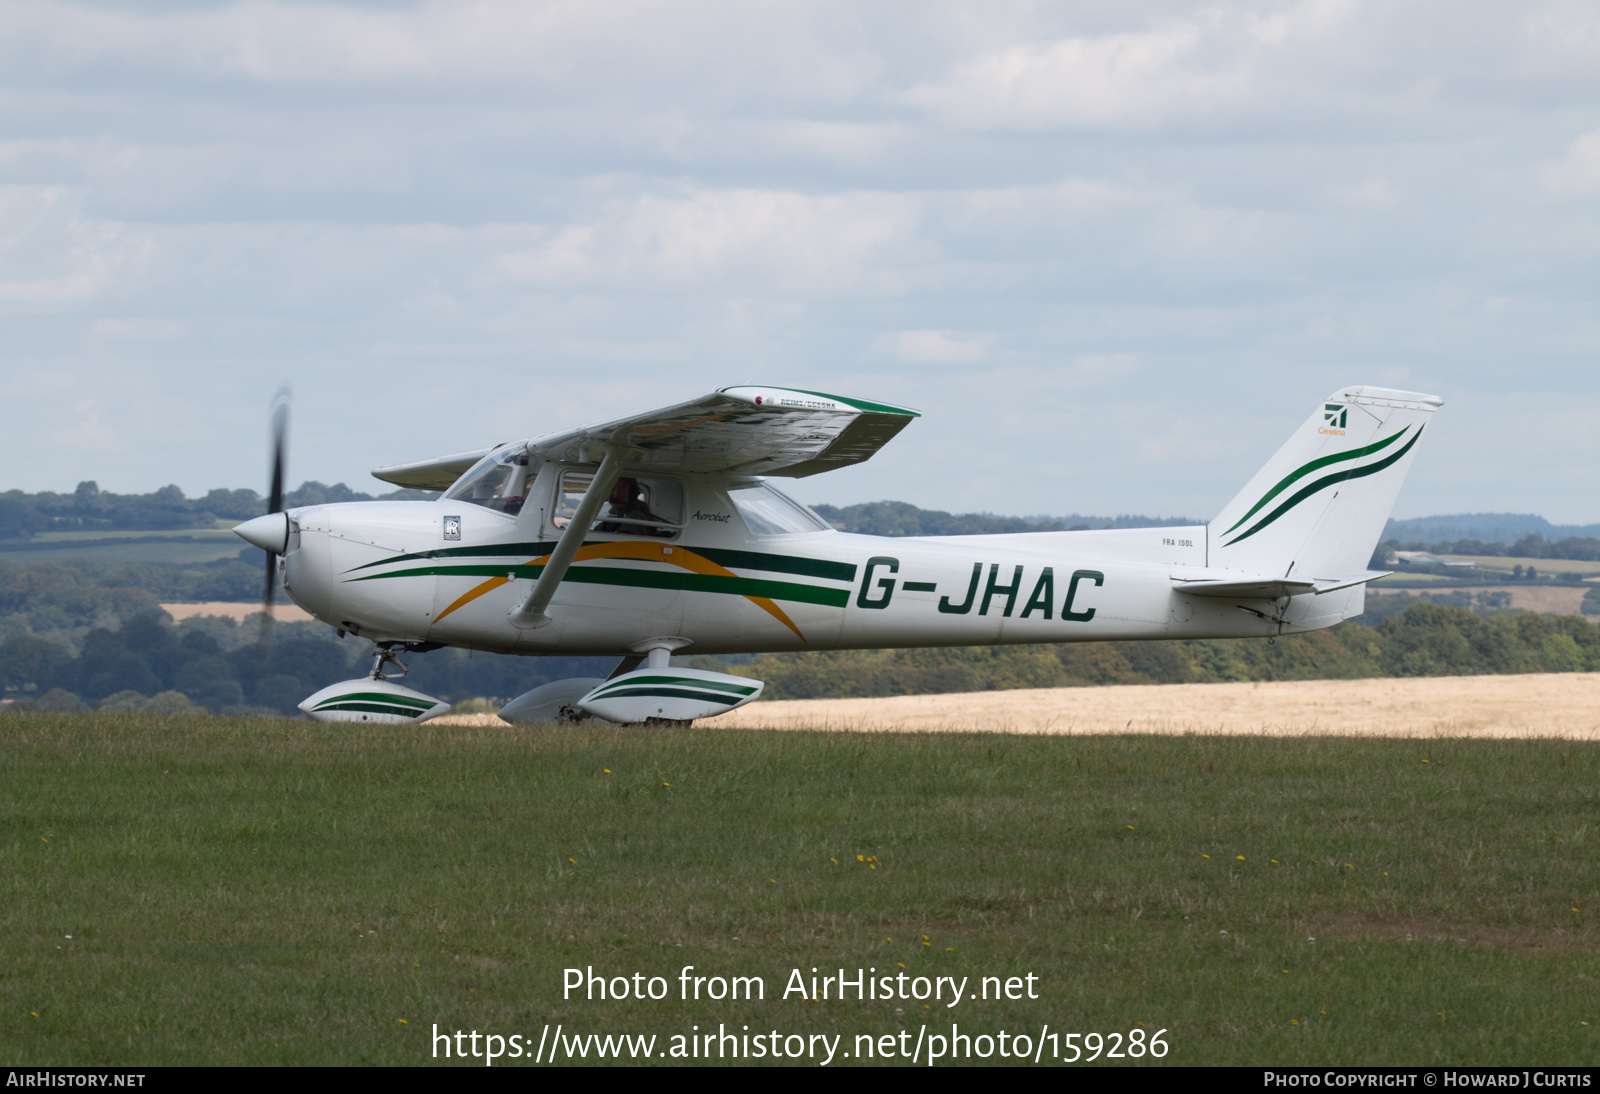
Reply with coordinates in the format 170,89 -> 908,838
441,446 -> 535,515
728,482 -> 831,535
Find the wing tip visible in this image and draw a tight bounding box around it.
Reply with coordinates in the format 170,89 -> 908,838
717,385 -> 920,417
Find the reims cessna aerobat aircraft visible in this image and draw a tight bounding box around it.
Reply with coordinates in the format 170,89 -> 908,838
231,384 -> 1440,725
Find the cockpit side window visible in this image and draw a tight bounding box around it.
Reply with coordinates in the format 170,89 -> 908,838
728,481 -> 831,535
441,446 -> 536,515
554,472 -> 683,539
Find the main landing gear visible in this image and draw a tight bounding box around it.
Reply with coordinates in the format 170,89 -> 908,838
497,637 -> 765,726
370,643 -> 409,680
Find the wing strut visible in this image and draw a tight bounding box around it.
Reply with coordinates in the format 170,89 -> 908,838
508,447 -> 625,630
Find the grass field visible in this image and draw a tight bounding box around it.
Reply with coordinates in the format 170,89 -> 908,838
3,713 -> 1598,1067
1372,587 -> 1596,616
1438,556 -> 1600,577
0,525 -> 246,567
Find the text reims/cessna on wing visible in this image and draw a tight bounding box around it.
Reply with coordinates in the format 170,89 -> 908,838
231,384 -> 1440,726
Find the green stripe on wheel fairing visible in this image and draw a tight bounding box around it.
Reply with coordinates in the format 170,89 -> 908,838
1224,426 -> 1411,535
311,691 -> 435,712
588,675 -> 758,699
588,687 -> 746,707
312,701 -> 434,717
1223,426 -> 1424,547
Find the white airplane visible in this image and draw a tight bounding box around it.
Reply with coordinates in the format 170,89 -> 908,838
232,384 -> 1440,725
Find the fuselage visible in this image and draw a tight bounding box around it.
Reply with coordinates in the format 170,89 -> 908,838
275,472 -> 1362,658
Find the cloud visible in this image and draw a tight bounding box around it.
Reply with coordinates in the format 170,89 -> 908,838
494,187 -> 928,296
0,186 -> 142,307
901,21 -> 1248,132
874,329 -> 993,364
1541,128 -> 1600,197
88,317 -> 186,341
0,0 -> 1596,522
1062,352 -> 1141,387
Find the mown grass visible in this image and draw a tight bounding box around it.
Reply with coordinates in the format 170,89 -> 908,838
1,713 -> 1597,1066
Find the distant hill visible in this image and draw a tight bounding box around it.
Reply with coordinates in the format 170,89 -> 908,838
0,480 -> 438,540
812,501 -> 1198,536
1384,513 -> 1600,543
8,482 -> 1595,552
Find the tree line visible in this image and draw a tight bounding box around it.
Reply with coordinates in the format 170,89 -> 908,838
8,480 -> 1596,564
0,613 -> 612,716
811,500 -> 1198,537
0,480 -> 435,539
5,596 -> 1591,716
688,601 -> 1600,701
1384,533 -> 1600,563
0,559 -> 613,712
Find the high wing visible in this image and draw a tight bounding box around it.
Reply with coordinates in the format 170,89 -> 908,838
372,386 -> 919,488
526,386 -> 919,476
371,448 -> 496,490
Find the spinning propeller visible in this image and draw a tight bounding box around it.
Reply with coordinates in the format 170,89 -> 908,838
262,387 -> 290,614
231,386 -> 294,652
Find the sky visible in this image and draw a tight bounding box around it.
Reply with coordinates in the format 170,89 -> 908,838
3,1 -> 1598,521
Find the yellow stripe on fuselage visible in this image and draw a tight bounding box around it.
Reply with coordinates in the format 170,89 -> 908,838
430,542 -> 805,640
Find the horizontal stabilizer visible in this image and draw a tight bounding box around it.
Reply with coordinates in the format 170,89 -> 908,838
1171,568 -> 1392,599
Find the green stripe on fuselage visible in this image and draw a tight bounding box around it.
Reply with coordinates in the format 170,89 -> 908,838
343,541 -> 559,573
349,561 -> 851,608
342,541 -> 854,582
691,547 -> 855,581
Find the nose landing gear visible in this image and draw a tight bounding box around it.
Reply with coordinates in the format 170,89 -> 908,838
297,640 -> 450,724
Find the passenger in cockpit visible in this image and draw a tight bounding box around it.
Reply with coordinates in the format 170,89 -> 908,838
596,478 -> 669,536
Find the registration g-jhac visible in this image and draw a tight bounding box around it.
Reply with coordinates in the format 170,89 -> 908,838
229,385 -> 1440,725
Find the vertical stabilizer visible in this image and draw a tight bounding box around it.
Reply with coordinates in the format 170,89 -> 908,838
1209,386 -> 1442,579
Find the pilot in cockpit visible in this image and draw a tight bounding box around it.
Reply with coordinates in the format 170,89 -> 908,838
596,478 -> 669,536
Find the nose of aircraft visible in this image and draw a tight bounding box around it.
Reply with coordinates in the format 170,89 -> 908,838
233,512 -> 291,554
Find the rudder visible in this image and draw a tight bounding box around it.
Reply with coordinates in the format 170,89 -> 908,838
1209,386 -> 1442,580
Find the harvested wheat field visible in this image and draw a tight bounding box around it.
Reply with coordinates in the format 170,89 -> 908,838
696,672 -> 1600,738
430,672 -> 1600,737
160,601 -> 312,622
1371,585 -> 1596,615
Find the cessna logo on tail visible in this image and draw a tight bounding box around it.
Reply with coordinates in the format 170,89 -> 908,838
1318,403 -> 1347,436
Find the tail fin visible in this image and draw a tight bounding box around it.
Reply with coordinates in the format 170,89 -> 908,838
1209,386 -> 1442,579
